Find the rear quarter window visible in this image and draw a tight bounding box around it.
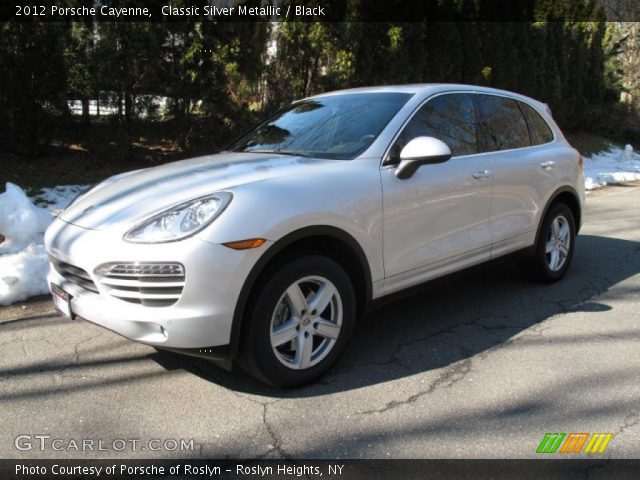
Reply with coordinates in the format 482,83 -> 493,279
519,102 -> 555,145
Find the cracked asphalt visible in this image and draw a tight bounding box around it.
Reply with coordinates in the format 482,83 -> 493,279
1,183 -> 639,460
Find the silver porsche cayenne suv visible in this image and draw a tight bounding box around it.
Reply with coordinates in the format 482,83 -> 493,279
45,84 -> 585,386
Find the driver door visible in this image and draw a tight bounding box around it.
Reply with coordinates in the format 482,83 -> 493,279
381,93 -> 493,294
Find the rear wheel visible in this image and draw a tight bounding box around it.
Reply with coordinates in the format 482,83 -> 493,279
528,202 -> 576,282
239,254 -> 356,387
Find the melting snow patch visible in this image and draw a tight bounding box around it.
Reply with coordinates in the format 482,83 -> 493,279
34,184 -> 88,215
584,144 -> 640,190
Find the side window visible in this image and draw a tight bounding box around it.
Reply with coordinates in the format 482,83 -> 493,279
392,93 -> 478,159
519,101 -> 554,145
474,94 -> 531,152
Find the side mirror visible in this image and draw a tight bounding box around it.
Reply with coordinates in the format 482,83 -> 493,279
395,137 -> 452,179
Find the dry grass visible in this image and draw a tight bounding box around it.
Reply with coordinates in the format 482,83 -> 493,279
0,118 -> 206,194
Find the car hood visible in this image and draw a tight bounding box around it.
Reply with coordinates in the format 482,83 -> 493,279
59,152 -> 333,230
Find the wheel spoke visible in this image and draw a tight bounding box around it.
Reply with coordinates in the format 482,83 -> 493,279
549,249 -> 559,270
293,332 -> 313,369
271,319 -> 300,347
309,282 -> 336,315
551,218 -> 560,237
558,221 -> 570,242
559,243 -> 569,257
285,283 -> 308,317
545,241 -> 555,253
312,318 -> 340,339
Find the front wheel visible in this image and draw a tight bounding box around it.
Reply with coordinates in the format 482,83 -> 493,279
239,254 -> 356,387
528,202 -> 576,282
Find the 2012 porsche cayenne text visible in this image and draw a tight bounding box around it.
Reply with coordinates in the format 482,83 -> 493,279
45,84 -> 585,386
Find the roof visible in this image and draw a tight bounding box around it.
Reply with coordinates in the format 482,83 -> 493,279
307,83 -> 548,110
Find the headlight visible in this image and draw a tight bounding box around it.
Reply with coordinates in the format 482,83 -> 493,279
124,192 -> 232,243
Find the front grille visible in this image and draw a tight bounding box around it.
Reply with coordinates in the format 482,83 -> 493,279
50,257 -> 99,293
95,262 -> 185,307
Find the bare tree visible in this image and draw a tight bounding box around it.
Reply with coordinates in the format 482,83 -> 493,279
600,2 -> 640,106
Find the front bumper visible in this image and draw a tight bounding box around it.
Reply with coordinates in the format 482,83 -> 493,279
45,217 -> 267,351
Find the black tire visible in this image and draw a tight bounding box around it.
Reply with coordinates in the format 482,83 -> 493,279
528,202 -> 576,282
239,254 -> 356,387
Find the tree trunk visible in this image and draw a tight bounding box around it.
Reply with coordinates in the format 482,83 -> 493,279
81,97 -> 90,125
124,93 -> 132,124
117,92 -> 123,121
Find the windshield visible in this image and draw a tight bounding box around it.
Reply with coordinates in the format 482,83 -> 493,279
231,92 -> 412,160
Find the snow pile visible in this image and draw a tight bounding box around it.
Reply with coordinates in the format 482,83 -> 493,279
584,144 -> 640,190
0,244 -> 49,306
0,183 -> 87,306
0,183 -> 54,305
0,183 -> 52,255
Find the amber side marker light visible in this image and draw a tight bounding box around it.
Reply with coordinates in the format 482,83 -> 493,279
223,238 -> 266,250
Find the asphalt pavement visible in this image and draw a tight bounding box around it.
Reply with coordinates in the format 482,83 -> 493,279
1,183 -> 639,460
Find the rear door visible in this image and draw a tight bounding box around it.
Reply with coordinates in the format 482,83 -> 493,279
472,94 -> 557,257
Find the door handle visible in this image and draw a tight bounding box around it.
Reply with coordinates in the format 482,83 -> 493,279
540,160 -> 555,169
472,170 -> 491,179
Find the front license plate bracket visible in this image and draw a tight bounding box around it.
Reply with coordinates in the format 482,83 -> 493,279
51,283 -> 74,320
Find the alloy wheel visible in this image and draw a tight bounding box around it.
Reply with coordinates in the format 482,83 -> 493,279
269,275 -> 343,370
545,214 -> 571,272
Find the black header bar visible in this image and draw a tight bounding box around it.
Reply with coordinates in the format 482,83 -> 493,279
2,1 -> 638,22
